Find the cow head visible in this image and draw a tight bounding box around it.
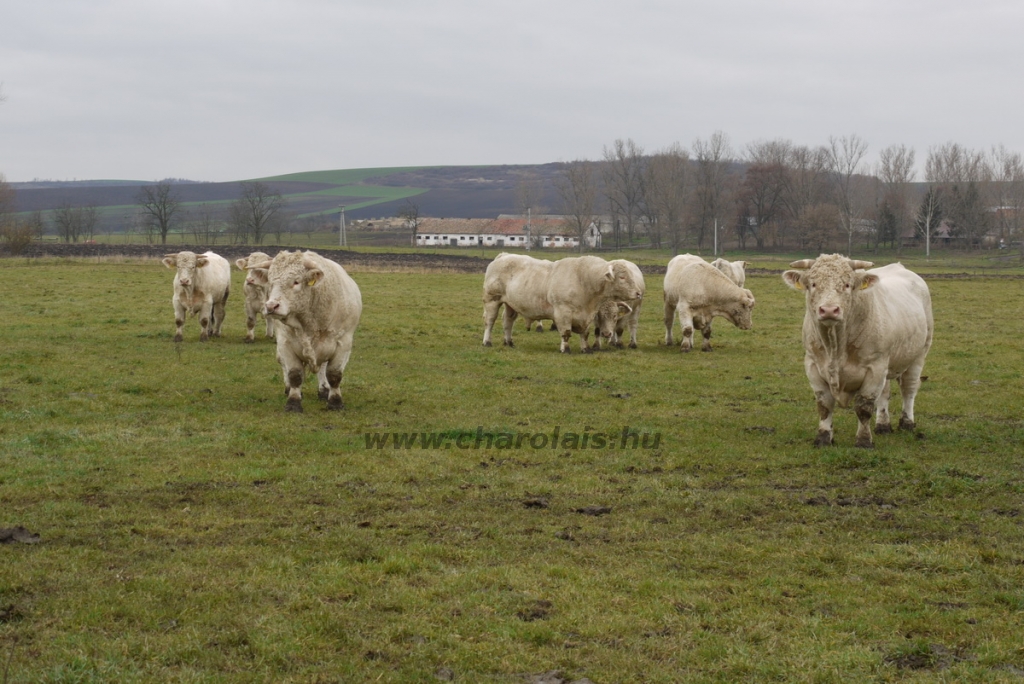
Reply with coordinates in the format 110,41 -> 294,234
721,289 -> 755,330
237,252 -> 272,288
783,254 -> 876,325
253,252 -> 325,319
163,251 -> 208,291
606,261 -> 644,301
595,300 -> 632,339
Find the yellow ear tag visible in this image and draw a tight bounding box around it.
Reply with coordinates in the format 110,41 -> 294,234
859,280 -> 870,290
307,278 -> 317,287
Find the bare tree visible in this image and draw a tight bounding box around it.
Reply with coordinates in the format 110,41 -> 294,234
229,181 -> 285,245
691,131 -> 734,251
50,200 -> 97,242
876,144 -> 916,254
825,134 -> 869,255
602,138 -> 646,248
136,182 -> 182,245
555,159 -> 599,253
643,144 -> 690,255
915,186 -> 943,257
514,172 -> 546,216
926,142 -> 988,249
397,199 -> 422,246
986,145 -> 1024,259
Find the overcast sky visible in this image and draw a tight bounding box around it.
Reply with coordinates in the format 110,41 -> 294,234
2,0 -> 1021,183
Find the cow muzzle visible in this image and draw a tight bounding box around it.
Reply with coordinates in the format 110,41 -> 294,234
817,305 -> 842,322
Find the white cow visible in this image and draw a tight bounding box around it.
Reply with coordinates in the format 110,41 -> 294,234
235,251 -> 275,343
593,259 -> 645,349
248,250 -> 362,412
783,254 -> 933,448
162,250 -> 231,342
482,253 -> 643,353
711,258 -> 747,287
663,258 -> 755,352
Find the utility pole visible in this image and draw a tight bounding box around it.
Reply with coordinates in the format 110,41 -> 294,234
714,218 -> 718,256
525,207 -> 532,251
339,205 -> 347,247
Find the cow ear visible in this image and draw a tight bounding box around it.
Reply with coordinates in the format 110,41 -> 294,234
782,270 -> 805,291
251,260 -> 273,270
604,267 -> 614,282
856,273 -> 879,290
737,261 -> 746,269
306,268 -> 324,287
196,257 -> 209,268
249,268 -> 269,285
235,258 -> 248,271
162,255 -> 177,269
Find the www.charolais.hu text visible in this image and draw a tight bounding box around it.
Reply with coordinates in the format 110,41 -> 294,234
364,426 -> 662,450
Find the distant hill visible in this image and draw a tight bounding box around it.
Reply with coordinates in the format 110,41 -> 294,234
9,164 -> 568,233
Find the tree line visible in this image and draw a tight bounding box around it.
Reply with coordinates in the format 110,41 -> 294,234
541,134 -> 1024,256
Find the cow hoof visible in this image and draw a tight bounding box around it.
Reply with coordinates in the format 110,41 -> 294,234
581,348 -> 593,354
318,387 -> 330,400
813,431 -> 833,447
483,341 -> 492,347
504,340 -> 514,348
561,348 -> 570,354
702,347 -> 713,352
899,418 -> 916,431
326,396 -> 343,411
629,342 -> 637,349
173,334 -> 183,343
244,337 -> 254,344
285,399 -> 303,413
199,334 -> 209,342
875,423 -> 893,434
854,438 -> 875,449
535,327 -> 544,333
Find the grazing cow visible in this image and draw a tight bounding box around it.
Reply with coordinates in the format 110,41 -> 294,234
162,250 -> 231,342
711,258 -> 747,287
783,255 -> 933,448
235,252 -> 275,343
663,258 -> 755,352
593,259 -> 645,349
247,250 -> 362,412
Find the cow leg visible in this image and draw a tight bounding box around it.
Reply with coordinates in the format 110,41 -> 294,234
579,325 -> 593,354
244,302 -> 257,343
874,379 -> 893,434
198,298 -> 213,342
626,304 -> 640,349
854,394 -> 877,448
813,390 -> 836,447
501,305 -> 519,347
482,299 -> 502,347
696,315 -> 713,352
212,293 -> 227,337
323,360 -> 344,410
171,296 -> 187,343
663,299 -> 676,346
676,305 -> 695,352
317,362 -> 330,400
265,317 -> 275,339
284,366 -> 304,412
898,362 -> 925,430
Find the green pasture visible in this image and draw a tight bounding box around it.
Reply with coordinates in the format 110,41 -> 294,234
1,257 -> 1023,682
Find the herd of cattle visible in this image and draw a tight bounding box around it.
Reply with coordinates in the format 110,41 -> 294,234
160,248 -> 933,448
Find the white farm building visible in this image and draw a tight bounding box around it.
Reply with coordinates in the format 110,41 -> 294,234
414,215 -> 602,249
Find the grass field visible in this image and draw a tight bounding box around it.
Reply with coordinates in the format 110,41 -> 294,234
1,256 -> 1023,682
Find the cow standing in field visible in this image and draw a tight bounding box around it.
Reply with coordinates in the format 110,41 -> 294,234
783,255 -> 933,448
663,258 -> 755,352
711,257 -> 747,287
162,250 -> 231,342
247,250 -> 362,412
482,253 -> 643,353
235,251 -> 275,343
593,259 -> 645,349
